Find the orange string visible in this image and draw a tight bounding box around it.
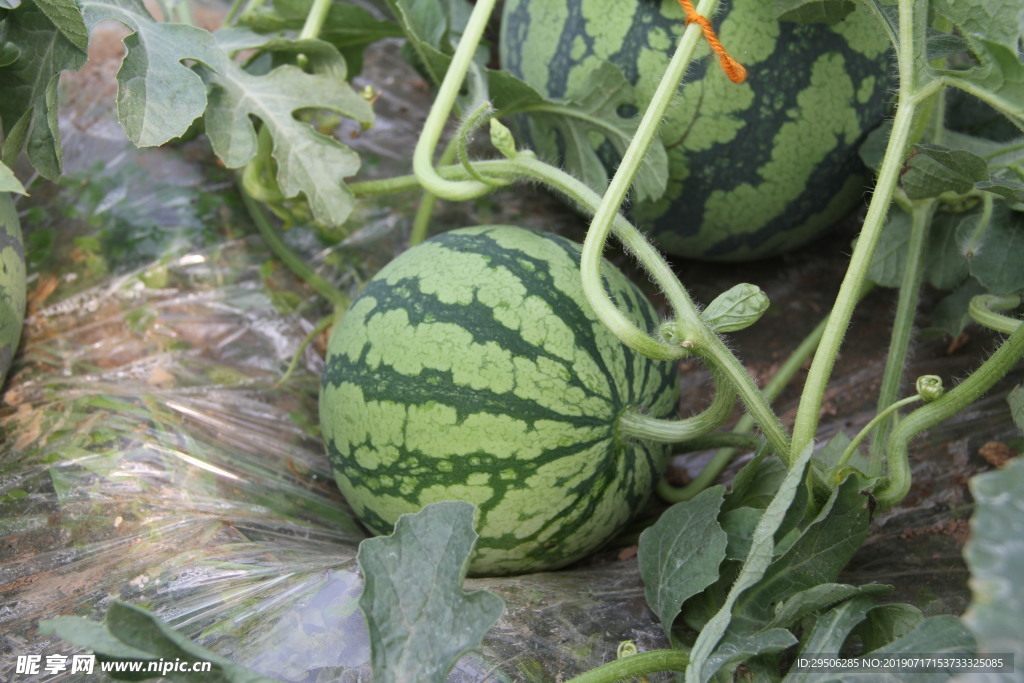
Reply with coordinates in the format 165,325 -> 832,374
677,0 -> 747,84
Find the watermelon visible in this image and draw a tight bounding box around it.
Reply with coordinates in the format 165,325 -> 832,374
499,0 -> 893,261
0,192 -> 26,387
320,226 -> 679,575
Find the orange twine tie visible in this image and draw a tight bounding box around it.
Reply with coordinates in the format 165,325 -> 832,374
677,0 -> 747,84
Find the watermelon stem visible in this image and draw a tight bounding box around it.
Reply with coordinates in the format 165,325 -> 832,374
616,375 -> 735,443
875,323 -> 1024,508
411,0 -> 500,201
968,294 -> 1023,335
791,0 -> 925,466
240,188 -> 350,310
866,198 -> 935,478
563,648 -> 690,682
658,309 -> 832,502
410,136 -> 461,246
562,0 -> 791,456
578,0 -> 722,344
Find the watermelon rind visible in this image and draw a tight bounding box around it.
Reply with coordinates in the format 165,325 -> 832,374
499,0 -> 894,261
320,226 -> 680,575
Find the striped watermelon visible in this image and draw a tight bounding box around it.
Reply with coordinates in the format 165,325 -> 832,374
0,192 -> 26,387
500,0 -> 893,261
320,226 -> 679,575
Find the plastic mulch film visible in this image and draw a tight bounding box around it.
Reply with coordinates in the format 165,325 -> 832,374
0,29 -> 668,683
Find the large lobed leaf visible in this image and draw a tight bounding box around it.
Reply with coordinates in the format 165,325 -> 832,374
40,601 -> 277,682
962,457 -> 1024,671
78,0 -> 374,227
684,443 -> 814,682
0,0 -> 87,179
356,501 -> 505,683
637,485 -> 729,639
2,0 -> 374,226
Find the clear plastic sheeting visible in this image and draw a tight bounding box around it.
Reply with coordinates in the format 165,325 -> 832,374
0,139 -> 670,682
0,28 -> 668,682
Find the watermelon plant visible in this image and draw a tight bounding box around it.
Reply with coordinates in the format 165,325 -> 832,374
3,0 -> 1024,679
500,0 -> 895,261
320,225 -> 684,575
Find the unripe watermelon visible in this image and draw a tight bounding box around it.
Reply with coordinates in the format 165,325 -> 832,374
320,226 -> 679,575
0,192 -> 26,387
500,0 -> 893,261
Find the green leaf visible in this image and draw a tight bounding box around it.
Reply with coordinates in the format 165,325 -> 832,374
77,0 -> 219,147
976,177 -> 1024,204
0,0 -> 88,178
720,506 -> 762,561
868,208 -> 911,288
1009,385 -> 1024,433
637,485 -> 729,638
494,62 -> 669,203
39,601 -> 277,682
768,583 -> 892,630
963,456 -> 1024,663
382,0 -> 487,107
729,473 -> 874,634
236,0 -> 401,76
902,145 -> 990,200
933,0 -> 1023,56
0,43 -> 20,68
853,602 -> 924,653
790,615 -> 974,680
926,211 -> 971,291
75,0 -> 373,227
866,614 -> 976,662
961,207 -> 1024,295
0,162 -> 27,194
196,55 -> 372,226
357,501 -> 505,683
701,628 -> 796,681
701,283 -> 770,333
928,277 -> 987,337
33,0 -> 88,51
774,0 -> 855,24
790,595 -> 878,663
723,448 -> 787,511
686,442 -> 814,682
940,40 -> 1024,131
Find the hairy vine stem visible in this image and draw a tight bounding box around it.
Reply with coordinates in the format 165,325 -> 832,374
969,294 -> 1023,334
240,189 -> 349,310
876,323 -> 1024,507
617,371 -> 735,443
791,0 -> 924,459
867,199 -> 936,477
410,0 -> 497,200
564,649 -> 690,683
578,0 -> 720,346
659,307 -> 834,502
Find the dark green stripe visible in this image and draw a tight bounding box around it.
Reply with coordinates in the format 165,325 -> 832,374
435,228 -> 626,399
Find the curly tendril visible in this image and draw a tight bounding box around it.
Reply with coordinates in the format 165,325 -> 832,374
915,375 -> 944,402
617,641 -> 639,659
